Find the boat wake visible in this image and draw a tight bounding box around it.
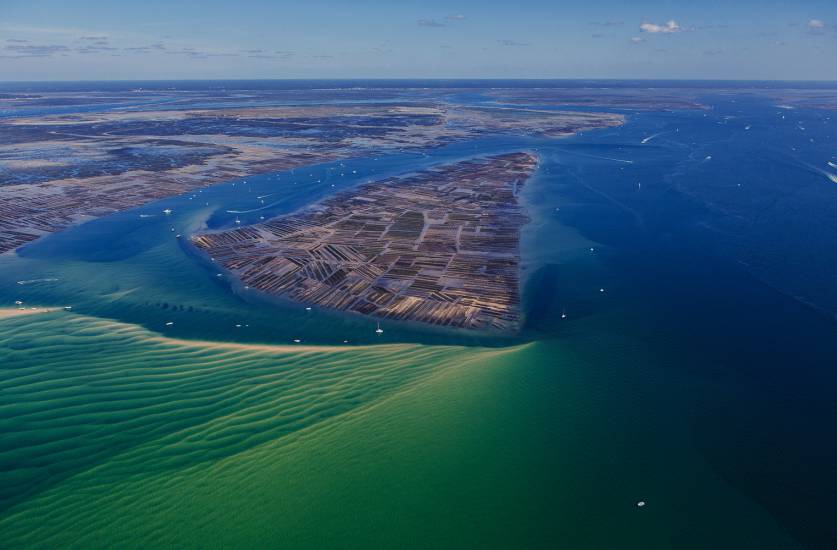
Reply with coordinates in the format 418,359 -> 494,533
16,278 -> 59,285
641,132 -> 666,144
225,198 -> 284,215
555,148 -> 634,164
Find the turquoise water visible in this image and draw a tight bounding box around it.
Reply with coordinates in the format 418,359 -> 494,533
2,83 -> 837,548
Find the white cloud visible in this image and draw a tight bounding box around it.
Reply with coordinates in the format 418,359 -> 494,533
640,20 -> 681,34
446,15 -> 466,21
630,36 -> 645,44
807,19 -> 826,33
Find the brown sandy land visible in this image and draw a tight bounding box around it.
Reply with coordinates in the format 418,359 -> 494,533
0,307 -> 57,319
187,133 -> 320,149
194,104 -> 445,120
0,145 -> 340,255
85,313 -> 532,357
3,103 -> 618,136
449,106 -> 624,134
150,336 -> 529,360
193,152 -> 539,331
0,103 -> 622,256
2,104 -> 443,127
388,106 -> 446,115
150,334 -> 406,354
0,307 -> 526,357
0,141 -> 113,163
0,114 -> 449,221
1,159 -> 68,169
4,109 -> 191,126
0,138 -> 337,195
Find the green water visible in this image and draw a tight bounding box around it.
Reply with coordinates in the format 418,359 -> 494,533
4,89 -> 837,548
0,312 -> 798,549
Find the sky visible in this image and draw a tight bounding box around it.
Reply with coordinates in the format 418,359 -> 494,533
0,0 -> 835,81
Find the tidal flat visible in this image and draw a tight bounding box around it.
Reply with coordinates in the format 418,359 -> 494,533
2,80 -> 837,549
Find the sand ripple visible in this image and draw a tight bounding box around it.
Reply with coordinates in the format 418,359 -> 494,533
0,311 -> 515,544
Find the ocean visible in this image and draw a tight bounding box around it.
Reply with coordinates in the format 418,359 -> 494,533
1,80 -> 836,548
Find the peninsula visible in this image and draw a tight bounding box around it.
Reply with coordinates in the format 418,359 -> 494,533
0,89 -> 623,256
192,152 -> 537,332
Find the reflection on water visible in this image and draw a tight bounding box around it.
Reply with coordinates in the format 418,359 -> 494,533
2,88 -> 837,548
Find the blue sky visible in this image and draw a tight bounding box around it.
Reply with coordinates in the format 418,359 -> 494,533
0,0 -> 835,80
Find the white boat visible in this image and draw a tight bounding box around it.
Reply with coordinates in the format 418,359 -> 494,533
375,322 -> 384,334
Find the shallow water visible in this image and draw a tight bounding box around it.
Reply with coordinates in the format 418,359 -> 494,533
2,83 -> 837,548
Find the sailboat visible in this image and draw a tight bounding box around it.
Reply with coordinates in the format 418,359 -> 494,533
375,321 -> 384,334
561,309 -> 567,319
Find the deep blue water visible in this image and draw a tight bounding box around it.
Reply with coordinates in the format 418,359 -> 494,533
2,81 -> 837,547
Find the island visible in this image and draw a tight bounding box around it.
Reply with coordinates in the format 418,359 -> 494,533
192,152 -> 537,332
0,88 -> 623,256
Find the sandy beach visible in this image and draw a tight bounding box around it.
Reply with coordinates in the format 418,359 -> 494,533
0,307 -> 56,320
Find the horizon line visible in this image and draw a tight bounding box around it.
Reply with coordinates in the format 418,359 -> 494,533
2,77 -> 837,84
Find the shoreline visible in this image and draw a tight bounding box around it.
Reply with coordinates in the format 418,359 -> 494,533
191,152 -> 538,332
0,306 -> 532,354
0,307 -> 57,320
